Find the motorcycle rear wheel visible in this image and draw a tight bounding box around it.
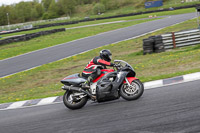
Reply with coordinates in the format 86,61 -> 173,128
120,79 -> 144,101
63,90 -> 88,110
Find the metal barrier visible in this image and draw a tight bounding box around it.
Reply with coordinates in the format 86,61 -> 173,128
162,29 -> 200,49
143,28 -> 200,55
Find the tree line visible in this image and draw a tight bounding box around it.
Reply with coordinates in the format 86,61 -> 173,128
0,0 -> 109,26
0,0 -> 75,26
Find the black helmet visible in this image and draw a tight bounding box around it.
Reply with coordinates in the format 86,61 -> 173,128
100,49 -> 112,62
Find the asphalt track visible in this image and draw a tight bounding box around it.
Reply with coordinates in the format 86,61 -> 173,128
0,80 -> 200,133
0,13 -> 196,77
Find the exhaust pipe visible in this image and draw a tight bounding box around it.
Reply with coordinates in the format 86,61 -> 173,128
62,85 -> 94,98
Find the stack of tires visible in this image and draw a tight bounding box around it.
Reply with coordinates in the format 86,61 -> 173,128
0,28 -> 66,46
143,38 -> 154,55
143,35 -> 165,55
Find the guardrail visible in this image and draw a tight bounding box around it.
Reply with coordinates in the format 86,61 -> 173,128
162,29 -> 200,49
143,28 -> 200,55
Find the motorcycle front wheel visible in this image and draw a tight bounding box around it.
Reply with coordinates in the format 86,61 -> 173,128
63,90 -> 88,110
120,79 -> 144,101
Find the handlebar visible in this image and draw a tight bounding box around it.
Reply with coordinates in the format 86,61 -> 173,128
114,60 -> 135,71
113,63 -> 121,70
114,64 -> 121,67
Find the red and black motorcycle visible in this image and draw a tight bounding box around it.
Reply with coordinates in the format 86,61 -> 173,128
61,60 -> 144,110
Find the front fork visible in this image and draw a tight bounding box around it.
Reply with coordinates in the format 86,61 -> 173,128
124,77 -> 138,85
124,77 -> 139,94
125,77 -> 131,86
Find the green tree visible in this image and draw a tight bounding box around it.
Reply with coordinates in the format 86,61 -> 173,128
31,8 -> 39,19
15,2 -> 32,22
8,5 -> 18,24
42,0 -> 52,11
0,0 -> 44,25
75,0 -> 94,5
0,6 -> 7,25
35,3 -> 44,17
47,0 -> 59,19
57,0 -> 75,16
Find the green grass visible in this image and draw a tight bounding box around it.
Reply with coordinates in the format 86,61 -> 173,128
72,1 -> 198,19
0,16 -> 200,104
0,0 -> 198,31
0,8 -> 195,39
0,7 -> 196,60
0,18 -> 161,60
36,1 -> 199,24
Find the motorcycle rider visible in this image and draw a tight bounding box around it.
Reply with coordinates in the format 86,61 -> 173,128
82,49 -> 114,88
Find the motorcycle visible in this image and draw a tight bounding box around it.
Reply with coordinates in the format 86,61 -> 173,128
61,60 -> 144,110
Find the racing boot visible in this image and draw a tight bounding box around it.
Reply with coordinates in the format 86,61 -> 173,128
82,80 -> 90,89
82,76 -> 93,89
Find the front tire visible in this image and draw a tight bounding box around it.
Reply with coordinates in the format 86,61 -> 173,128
63,91 -> 88,110
120,79 -> 144,101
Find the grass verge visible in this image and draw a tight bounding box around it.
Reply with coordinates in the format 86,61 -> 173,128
0,18 -> 161,60
0,8 -> 197,60
0,8 -> 195,39
0,16 -> 200,104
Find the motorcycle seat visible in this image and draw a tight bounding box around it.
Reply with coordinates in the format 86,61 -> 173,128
61,73 -> 86,85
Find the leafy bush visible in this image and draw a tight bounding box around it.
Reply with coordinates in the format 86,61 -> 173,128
93,3 -> 106,15
48,12 -> 59,19
100,0 -> 135,10
42,12 -> 49,20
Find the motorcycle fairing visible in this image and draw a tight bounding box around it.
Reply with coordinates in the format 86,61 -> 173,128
93,69 -> 114,83
120,66 -> 137,84
96,71 -> 130,102
61,73 -> 86,86
96,67 -> 137,102
96,71 -> 119,102
123,77 -> 138,84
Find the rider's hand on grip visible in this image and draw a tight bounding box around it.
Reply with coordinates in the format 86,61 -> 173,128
114,63 -> 120,67
110,63 -> 115,66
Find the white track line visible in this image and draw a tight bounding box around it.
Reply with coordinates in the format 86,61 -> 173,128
6,101 -> 27,109
144,80 -> 163,90
183,72 -> 200,82
1,72 -> 200,111
37,97 -> 58,105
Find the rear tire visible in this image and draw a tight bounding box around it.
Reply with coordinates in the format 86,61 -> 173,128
120,79 -> 144,101
63,91 -> 88,110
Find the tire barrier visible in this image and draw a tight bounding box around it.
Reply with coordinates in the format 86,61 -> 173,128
1,4 -> 200,36
35,21 -> 79,29
143,38 -> 154,55
143,28 -> 200,54
0,28 -> 65,46
143,35 -> 165,55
